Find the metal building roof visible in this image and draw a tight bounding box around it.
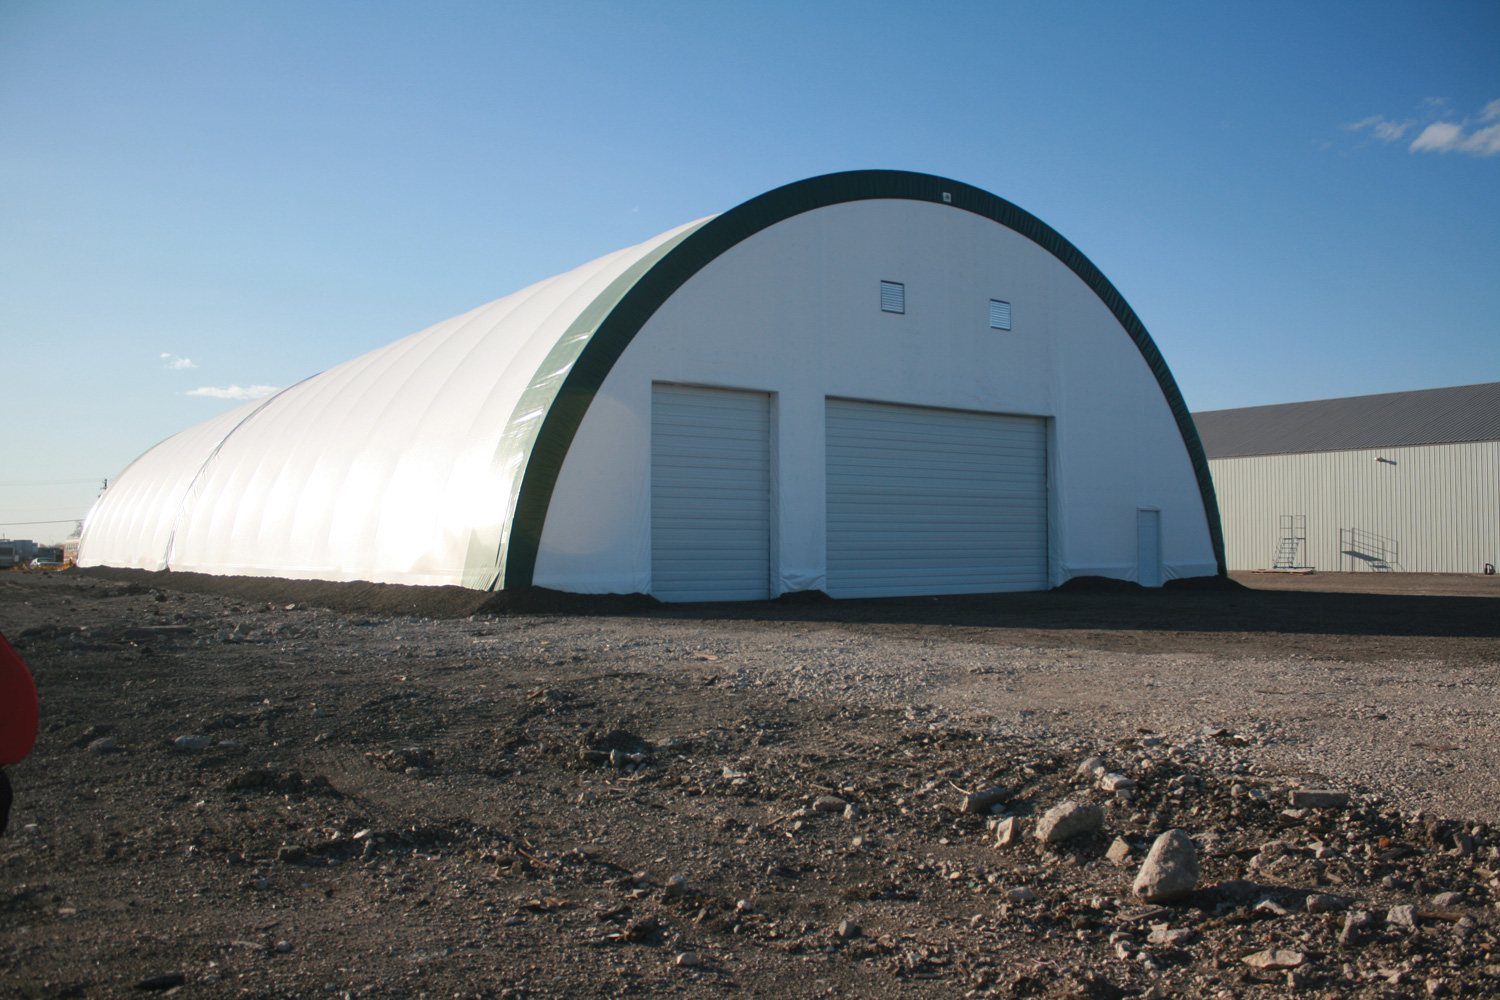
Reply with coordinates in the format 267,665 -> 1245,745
1192,382 -> 1500,458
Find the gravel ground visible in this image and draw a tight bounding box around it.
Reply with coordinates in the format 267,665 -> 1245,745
1,568 -> 1496,998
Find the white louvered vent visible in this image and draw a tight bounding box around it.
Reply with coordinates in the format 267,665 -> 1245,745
989,299 -> 1012,330
880,281 -> 905,314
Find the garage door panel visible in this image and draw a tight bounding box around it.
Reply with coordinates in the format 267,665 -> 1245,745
826,399 -> 1047,598
652,384 -> 771,602
829,528 -> 1046,545
832,541 -> 1046,561
836,567 -> 1043,583
829,496 -> 1045,513
655,493 -> 769,508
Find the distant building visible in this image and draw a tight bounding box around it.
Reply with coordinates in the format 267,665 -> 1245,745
0,539 -> 38,569
1194,383 -> 1500,573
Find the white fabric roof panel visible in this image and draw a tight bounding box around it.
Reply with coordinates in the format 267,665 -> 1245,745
80,221 -> 707,586
79,401 -> 262,572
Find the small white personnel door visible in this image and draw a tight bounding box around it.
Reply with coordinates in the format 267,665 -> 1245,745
651,384 -> 771,602
1137,508 -> 1162,587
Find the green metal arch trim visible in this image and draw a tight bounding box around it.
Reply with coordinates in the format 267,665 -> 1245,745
502,169 -> 1227,588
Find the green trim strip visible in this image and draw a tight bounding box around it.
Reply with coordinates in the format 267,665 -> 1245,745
460,222 -> 709,590
501,170 -> 1227,588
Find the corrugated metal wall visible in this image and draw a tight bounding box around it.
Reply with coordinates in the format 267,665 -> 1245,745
1209,441 -> 1500,573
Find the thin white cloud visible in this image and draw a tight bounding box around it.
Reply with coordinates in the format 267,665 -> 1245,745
160,352 -> 197,370
1460,122 -> 1500,156
1342,99 -> 1500,158
1410,120 -> 1464,152
1344,115 -> 1414,141
1406,99 -> 1500,156
187,384 -> 279,400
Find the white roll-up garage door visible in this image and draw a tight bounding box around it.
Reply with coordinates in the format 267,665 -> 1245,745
826,399 -> 1048,598
651,384 -> 771,602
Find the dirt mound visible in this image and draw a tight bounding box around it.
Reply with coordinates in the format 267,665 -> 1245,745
79,566 -> 495,618
1053,575 -> 1147,593
476,586 -> 661,616
1163,573 -> 1247,592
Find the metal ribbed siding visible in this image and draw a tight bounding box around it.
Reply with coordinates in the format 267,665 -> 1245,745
1209,441 -> 1500,573
651,384 -> 771,601
825,399 -> 1048,597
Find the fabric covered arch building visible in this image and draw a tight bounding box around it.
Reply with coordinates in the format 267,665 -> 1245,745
80,171 -> 1225,600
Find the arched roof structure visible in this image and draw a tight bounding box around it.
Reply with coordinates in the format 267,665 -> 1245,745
80,170 -> 1226,591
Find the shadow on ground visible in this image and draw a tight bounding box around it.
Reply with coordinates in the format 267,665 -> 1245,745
68,567 -> 1500,665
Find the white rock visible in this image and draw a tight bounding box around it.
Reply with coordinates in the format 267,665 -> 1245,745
993,816 -> 1022,848
961,787 -> 1006,814
1076,755 -> 1107,780
1033,801 -> 1103,844
1387,904 -> 1419,928
1132,829 -> 1199,902
1338,910 -> 1373,945
173,735 -> 212,750
1254,897 -> 1291,917
1147,925 -> 1194,946
1243,949 -> 1304,969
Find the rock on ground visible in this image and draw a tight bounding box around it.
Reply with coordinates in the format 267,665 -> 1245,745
1131,829 -> 1199,902
1033,800 -> 1102,844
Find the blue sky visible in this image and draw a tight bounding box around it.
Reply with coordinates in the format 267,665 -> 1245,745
2,1 -> 1497,543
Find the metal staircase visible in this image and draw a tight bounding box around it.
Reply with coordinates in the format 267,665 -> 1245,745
1271,515 -> 1307,570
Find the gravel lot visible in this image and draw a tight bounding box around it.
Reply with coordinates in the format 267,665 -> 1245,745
1,568 -> 1496,998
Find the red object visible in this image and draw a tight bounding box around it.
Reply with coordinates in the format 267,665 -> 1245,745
0,631 -> 38,766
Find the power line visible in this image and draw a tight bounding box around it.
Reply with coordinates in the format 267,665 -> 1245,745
0,511 -> 89,519
0,478 -> 105,487
1,519 -> 83,527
